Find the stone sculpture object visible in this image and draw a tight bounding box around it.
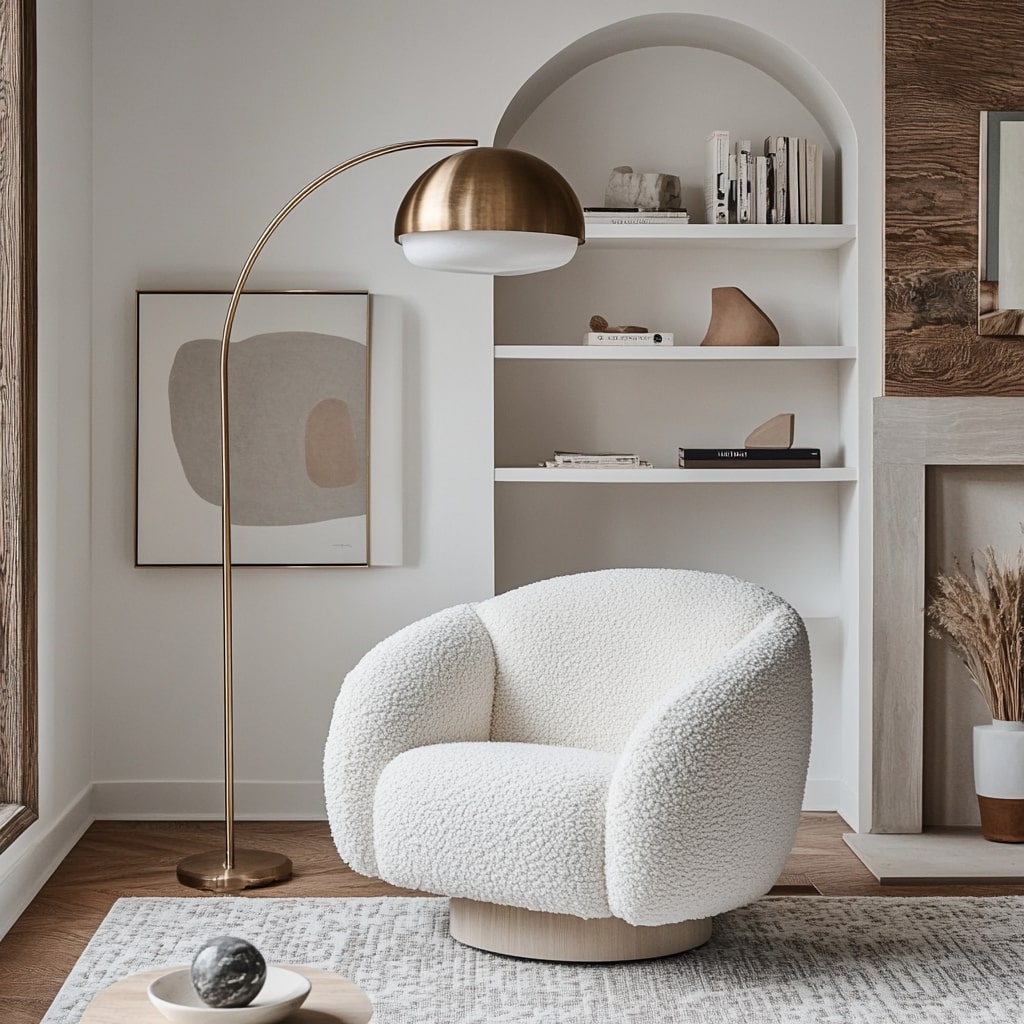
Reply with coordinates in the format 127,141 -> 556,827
605,166 -> 682,210
190,935 -> 267,1007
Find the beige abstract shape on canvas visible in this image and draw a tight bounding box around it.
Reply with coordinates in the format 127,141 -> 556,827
168,331 -> 366,526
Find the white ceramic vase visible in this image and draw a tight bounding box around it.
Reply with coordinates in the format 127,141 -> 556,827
973,719 -> 1024,843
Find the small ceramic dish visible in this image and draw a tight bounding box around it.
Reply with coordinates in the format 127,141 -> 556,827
147,965 -> 312,1024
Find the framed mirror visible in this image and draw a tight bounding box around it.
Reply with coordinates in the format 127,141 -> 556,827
980,111 -> 1024,335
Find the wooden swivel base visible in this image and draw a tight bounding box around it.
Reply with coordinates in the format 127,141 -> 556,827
449,897 -> 712,962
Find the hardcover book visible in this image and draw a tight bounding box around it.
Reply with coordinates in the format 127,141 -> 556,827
678,446 -> 821,469
705,130 -> 730,225
584,213 -> 690,224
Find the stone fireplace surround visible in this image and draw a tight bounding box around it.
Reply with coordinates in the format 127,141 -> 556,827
846,396 -> 1024,881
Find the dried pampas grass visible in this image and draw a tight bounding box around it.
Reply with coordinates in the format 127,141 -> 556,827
928,545 -> 1024,723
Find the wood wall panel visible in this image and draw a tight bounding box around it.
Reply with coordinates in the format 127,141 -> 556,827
0,0 -> 38,844
886,0 -> 1024,395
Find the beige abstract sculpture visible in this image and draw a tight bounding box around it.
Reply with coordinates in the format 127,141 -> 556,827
589,315 -> 648,333
745,413 -> 794,449
700,287 -> 779,347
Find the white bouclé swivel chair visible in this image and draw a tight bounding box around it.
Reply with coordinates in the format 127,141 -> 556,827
323,568 -> 812,961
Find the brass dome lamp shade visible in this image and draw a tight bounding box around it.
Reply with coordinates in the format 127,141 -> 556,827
176,139 -> 583,892
396,148 -> 585,274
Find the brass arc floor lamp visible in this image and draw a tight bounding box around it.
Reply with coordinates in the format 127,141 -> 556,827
175,139 -> 584,891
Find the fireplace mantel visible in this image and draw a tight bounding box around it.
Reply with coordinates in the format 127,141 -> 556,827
872,396 -> 1024,833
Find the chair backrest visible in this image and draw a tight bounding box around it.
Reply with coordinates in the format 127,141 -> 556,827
472,568 -> 791,753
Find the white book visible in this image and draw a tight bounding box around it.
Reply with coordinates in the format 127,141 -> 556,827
584,213 -> 690,224
583,332 -> 674,346
728,153 -> 737,217
812,142 -> 823,224
786,136 -> 801,224
753,155 -> 768,224
798,138 -> 808,224
736,140 -> 751,224
805,143 -> 817,224
704,130 -> 729,224
765,136 -> 788,224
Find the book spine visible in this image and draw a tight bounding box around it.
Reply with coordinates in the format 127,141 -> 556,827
584,215 -> 690,224
553,456 -> 643,465
763,137 -> 775,224
753,155 -> 768,225
768,136 -> 788,224
677,447 -> 821,460
798,138 -> 808,224
736,140 -> 751,225
787,136 -> 800,224
584,207 -> 687,214
810,142 -> 823,224
705,130 -> 729,225
584,332 -> 674,345
680,458 -> 822,469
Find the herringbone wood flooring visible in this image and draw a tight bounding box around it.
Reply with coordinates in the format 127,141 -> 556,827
3,814 -> 1023,1023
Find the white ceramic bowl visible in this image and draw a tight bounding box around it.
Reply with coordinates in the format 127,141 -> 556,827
147,965 -> 312,1024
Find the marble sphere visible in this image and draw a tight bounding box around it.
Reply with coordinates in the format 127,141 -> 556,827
190,936 -> 267,1008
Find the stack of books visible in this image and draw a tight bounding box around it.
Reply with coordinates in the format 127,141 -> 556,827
678,447 -> 821,469
705,131 -> 824,225
584,207 -> 690,225
583,331 -> 674,346
541,451 -> 652,469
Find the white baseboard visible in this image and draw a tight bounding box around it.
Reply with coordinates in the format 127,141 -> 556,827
0,785 -> 94,941
92,780 -> 327,820
802,778 -> 840,812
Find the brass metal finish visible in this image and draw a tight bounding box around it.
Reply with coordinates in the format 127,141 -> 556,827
395,147 -> 585,243
181,139 -> 477,891
176,848 -> 293,892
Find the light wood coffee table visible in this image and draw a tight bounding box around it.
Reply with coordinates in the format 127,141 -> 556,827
80,966 -> 373,1023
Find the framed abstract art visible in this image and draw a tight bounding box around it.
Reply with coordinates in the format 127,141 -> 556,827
136,290 -> 370,566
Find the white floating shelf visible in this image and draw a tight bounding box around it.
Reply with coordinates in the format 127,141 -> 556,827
495,345 -> 857,361
581,223 -> 856,250
495,468 -> 857,484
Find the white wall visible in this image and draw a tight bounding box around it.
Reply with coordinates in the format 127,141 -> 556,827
0,0 -> 95,938
85,1 -> 882,820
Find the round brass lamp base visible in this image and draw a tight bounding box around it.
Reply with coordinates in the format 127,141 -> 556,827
176,849 -> 292,892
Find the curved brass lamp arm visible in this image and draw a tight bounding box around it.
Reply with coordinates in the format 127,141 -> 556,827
215,138 -> 476,874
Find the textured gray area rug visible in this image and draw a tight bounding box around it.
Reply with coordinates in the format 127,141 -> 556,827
43,895 -> 1024,1023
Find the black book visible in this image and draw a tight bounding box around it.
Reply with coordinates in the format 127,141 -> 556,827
678,446 -> 821,469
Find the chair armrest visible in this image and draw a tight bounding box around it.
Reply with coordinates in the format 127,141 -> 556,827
323,604 -> 496,877
605,605 -> 811,925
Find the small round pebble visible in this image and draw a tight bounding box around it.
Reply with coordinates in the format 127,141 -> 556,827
190,935 -> 267,1008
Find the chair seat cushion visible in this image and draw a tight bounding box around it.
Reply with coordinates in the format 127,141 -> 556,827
373,741 -> 617,918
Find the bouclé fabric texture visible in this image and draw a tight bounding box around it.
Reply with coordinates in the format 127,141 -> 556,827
323,568 -> 812,925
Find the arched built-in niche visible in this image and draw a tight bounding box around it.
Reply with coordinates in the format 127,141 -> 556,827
494,12 -> 856,219
490,14 -> 863,821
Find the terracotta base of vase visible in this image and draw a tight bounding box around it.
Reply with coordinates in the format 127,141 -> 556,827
978,795 -> 1024,842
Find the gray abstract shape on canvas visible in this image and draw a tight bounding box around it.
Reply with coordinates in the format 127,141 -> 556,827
168,331 -> 366,526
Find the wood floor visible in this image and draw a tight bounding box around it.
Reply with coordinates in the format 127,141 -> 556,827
3,813 -> 1024,1023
